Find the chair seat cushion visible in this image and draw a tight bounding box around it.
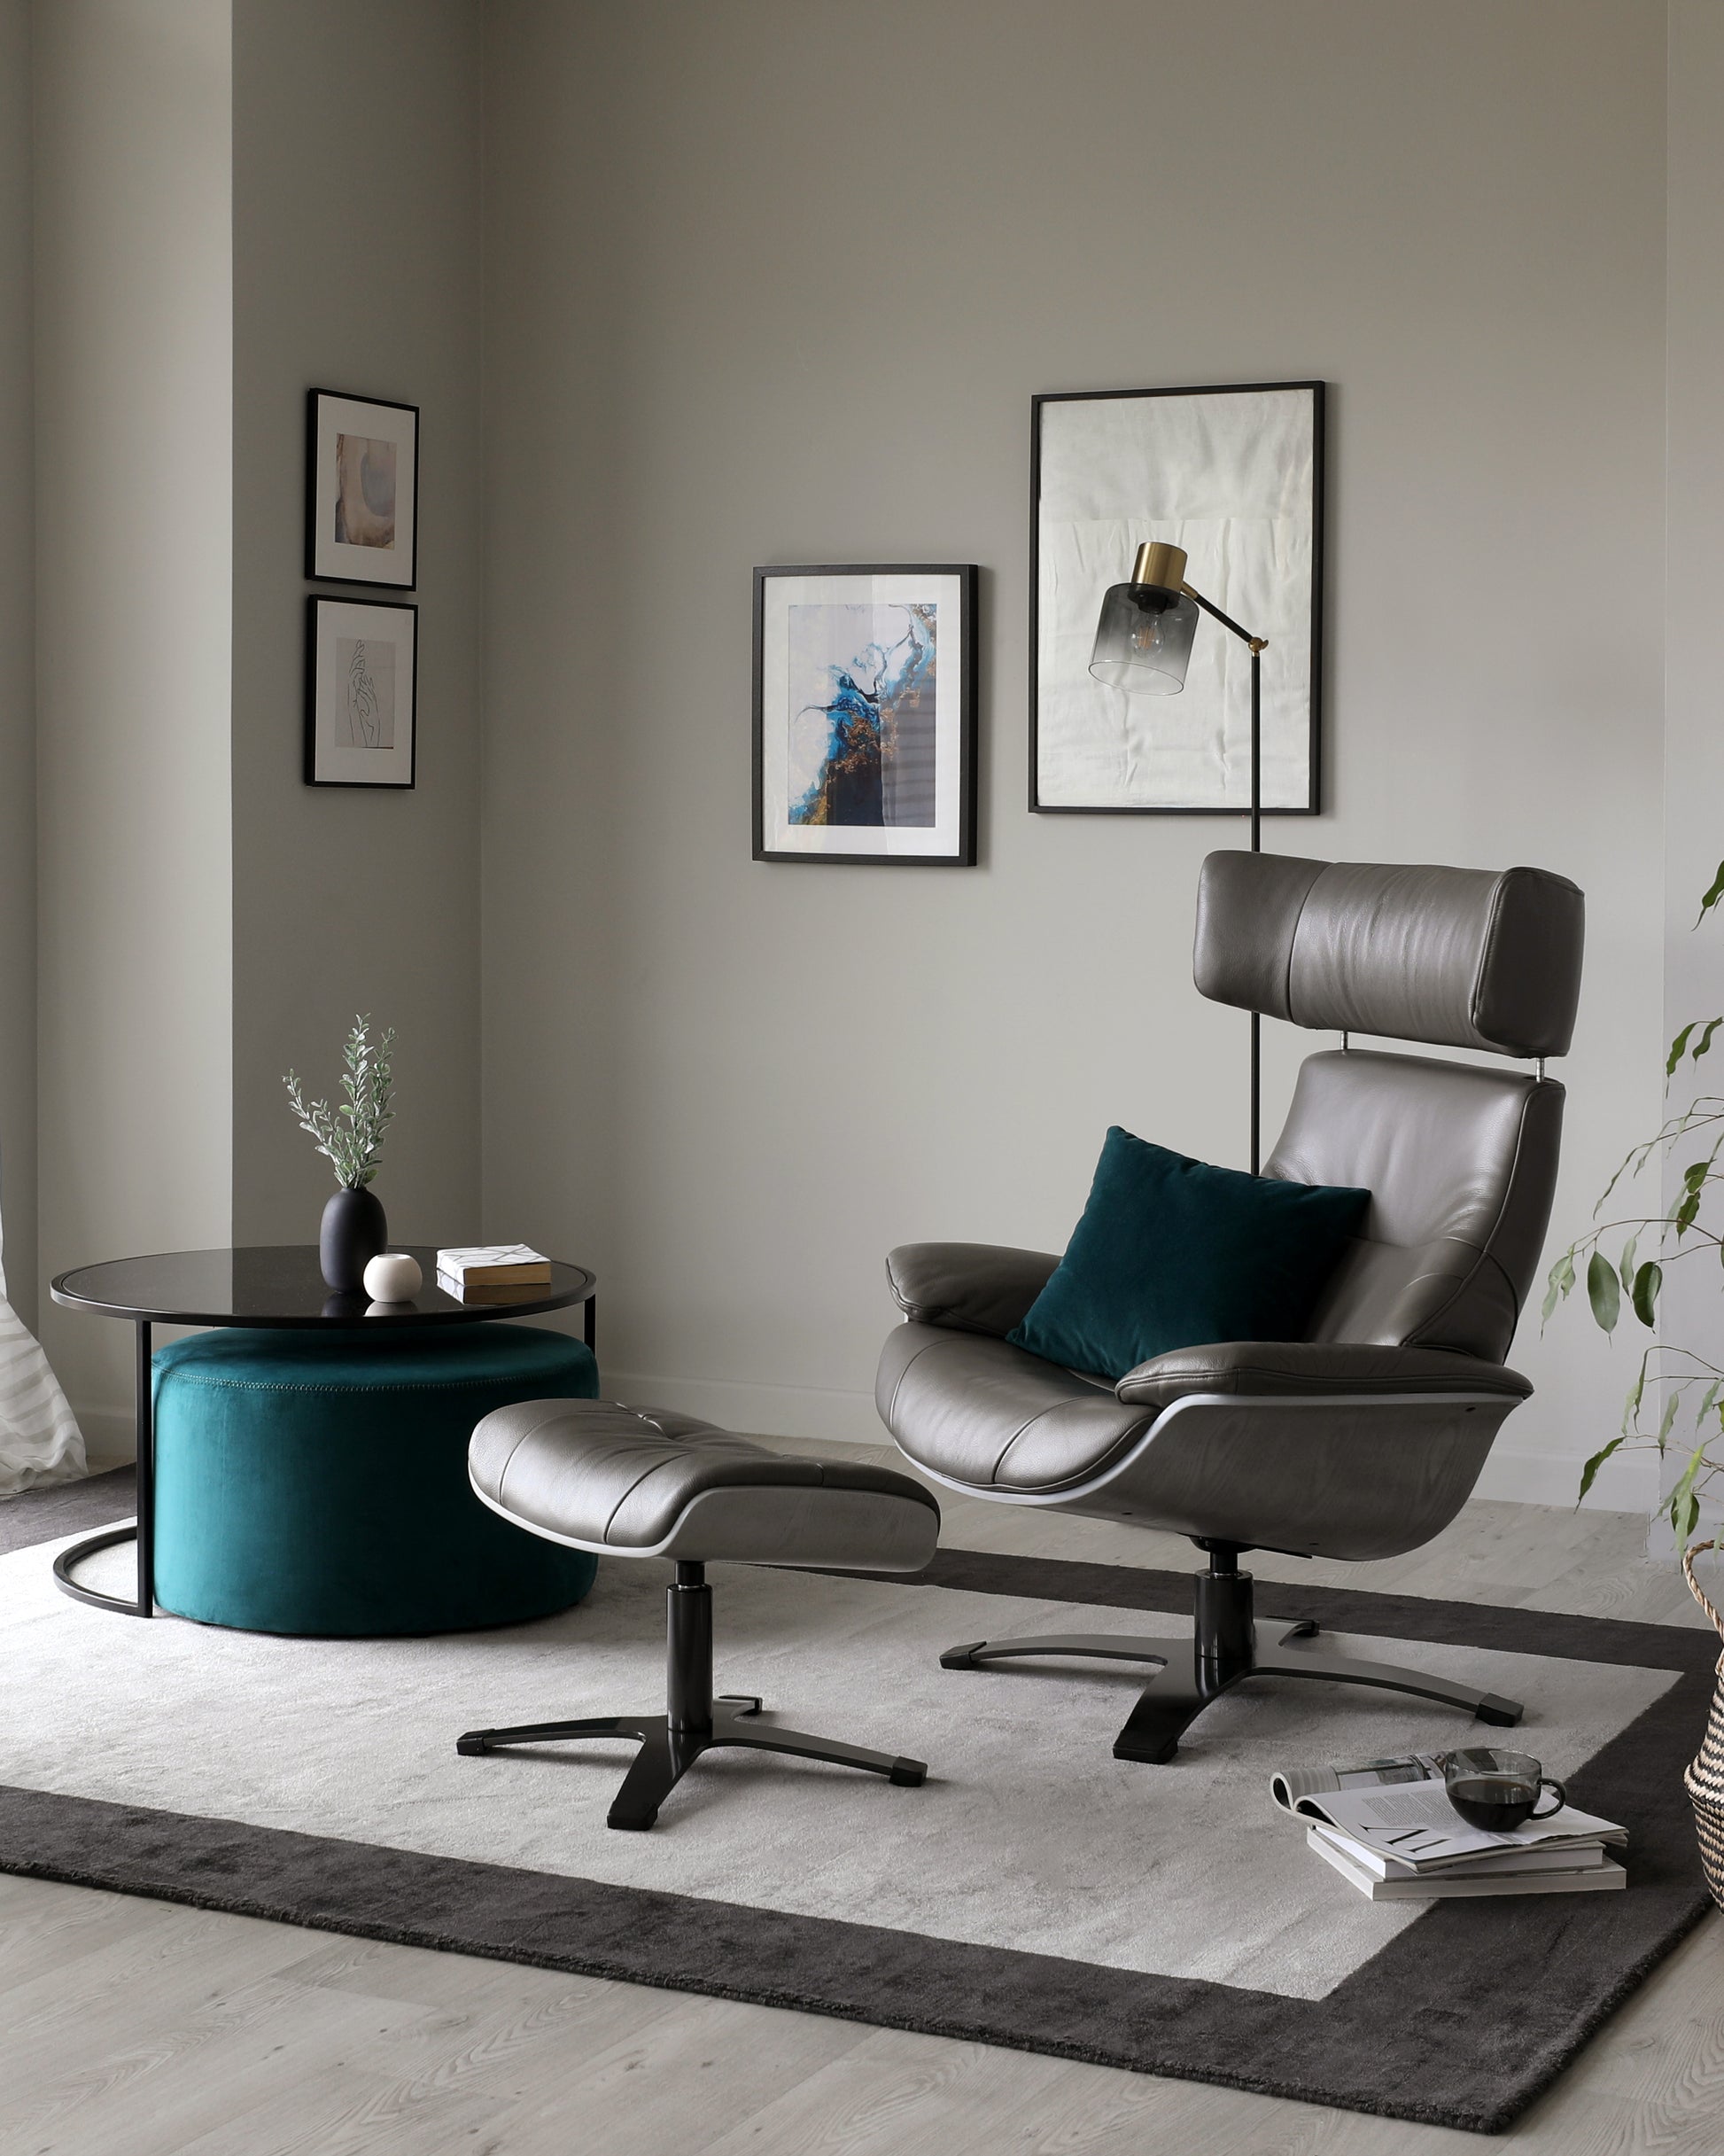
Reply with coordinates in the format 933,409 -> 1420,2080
879,1322 -> 1157,1494
469,1399 -> 941,1571
1006,1126 -> 1370,1381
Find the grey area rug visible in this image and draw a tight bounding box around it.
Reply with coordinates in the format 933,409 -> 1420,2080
0,1477 -> 1716,2134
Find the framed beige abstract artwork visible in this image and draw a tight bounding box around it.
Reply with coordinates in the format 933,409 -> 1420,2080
306,388 -> 418,588
1030,380 -> 1324,815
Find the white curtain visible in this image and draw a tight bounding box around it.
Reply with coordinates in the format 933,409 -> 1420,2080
0,1201 -> 85,1495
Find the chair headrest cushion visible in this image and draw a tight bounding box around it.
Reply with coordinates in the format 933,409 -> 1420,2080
1192,852 -> 1584,1058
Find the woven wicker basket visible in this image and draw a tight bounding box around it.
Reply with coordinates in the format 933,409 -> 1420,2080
1682,1537 -> 1724,1909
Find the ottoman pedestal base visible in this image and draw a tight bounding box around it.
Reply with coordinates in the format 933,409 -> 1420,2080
457,1560 -> 927,1830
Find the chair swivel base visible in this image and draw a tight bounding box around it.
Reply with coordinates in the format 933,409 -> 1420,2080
455,1561 -> 928,1830
941,1554 -> 1522,1765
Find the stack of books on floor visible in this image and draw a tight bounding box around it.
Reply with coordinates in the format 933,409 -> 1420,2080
1270,1753 -> 1627,1899
437,1244 -> 553,1302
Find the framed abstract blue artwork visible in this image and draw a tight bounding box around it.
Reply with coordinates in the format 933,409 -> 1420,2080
752,564 -> 977,866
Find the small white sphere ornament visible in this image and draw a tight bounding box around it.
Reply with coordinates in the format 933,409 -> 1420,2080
363,1251 -> 423,1303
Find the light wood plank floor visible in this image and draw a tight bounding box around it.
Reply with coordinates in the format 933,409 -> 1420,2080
4,1462 -> 1721,2155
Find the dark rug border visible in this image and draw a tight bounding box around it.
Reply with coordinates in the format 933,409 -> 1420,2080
1,1481 -> 1718,2134
0,1466 -> 136,1555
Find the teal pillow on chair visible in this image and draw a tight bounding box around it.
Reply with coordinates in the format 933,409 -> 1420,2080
1007,1127 -> 1370,1381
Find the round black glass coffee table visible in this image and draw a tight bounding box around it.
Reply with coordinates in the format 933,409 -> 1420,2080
49,1246 -> 597,1621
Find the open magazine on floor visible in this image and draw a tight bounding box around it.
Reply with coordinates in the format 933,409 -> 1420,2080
1270,1753 -> 1627,1891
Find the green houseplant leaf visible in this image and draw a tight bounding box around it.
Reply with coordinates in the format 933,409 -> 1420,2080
1586,1250 -> 1620,1335
1577,1435 -> 1625,1505
1668,1443 -> 1708,1548
1541,856 -> 1724,1545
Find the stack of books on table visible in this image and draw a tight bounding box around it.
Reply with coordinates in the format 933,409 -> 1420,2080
1270,1753 -> 1628,1900
436,1244 -> 553,1302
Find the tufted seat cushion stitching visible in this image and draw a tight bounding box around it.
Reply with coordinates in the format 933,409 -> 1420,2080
586,1408 -> 749,1544
493,1426 -> 536,1515
990,1399 -> 1073,1487
1475,875 -> 1511,1038
992,1398 -> 1147,1490
886,1331 -> 1056,1482
1282,873 -> 1318,1016
881,1329 -> 927,1432
472,1397 -> 938,1568
1397,1094 -> 1534,1350
601,1451 -> 722,1544
1279,863 -> 1503,1047
493,1398 -> 586,1519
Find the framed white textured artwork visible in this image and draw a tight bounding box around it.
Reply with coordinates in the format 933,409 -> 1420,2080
1030,380 -> 1324,815
306,388 -> 418,588
305,596 -> 416,789
752,564 -> 977,866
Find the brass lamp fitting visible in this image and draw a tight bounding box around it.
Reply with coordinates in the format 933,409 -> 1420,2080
1129,541 -> 1188,593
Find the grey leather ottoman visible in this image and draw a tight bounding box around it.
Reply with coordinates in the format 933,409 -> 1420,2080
456,1400 -> 942,1830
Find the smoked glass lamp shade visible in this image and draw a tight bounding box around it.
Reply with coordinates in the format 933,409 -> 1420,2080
1088,580 -> 1200,694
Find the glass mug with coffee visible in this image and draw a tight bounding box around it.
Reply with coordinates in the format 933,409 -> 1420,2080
1440,1747 -> 1566,1831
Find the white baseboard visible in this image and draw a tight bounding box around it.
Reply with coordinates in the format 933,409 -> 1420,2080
77,1364 -> 1662,1522
1466,1441 -> 1658,1513
602,1371 -> 885,1446
606,1371 -> 1662,1517
71,1378 -> 883,1473
73,1405 -> 136,1470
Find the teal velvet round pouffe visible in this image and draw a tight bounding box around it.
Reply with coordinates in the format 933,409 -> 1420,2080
151,1323 -> 600,1636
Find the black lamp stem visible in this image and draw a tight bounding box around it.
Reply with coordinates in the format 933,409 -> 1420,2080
1249,643 -> 1262,858
1249,644 -> 1262,1175
1177,582 -> 1268,1176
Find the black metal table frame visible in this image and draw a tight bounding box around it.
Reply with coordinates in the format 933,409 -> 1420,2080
50,1272 -> 597,1622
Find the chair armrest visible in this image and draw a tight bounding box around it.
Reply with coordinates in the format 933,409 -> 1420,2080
1114,1340 -> 1534,1413
885,1242 -> 1060,1338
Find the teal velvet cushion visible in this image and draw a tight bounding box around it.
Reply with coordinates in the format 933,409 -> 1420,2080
151,1321 -> 601,1637
1007,1127 -> 1371,1381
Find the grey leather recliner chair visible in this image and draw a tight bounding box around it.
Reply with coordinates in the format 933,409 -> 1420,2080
876,850 -> 1585,1763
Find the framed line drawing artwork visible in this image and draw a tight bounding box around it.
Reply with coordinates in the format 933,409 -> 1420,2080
753,563 -> 978,866
306,389 -> 419,588
1030,380 -> 1324,814
305,595 -> 416,789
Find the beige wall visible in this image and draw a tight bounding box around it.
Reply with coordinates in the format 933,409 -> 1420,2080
229,0 -> 484,1253
481,0 -> 1669,1506
0,0 -> 35,1329
33,0 -> 233,1447
12,1 -> 1694,1510
1660,0 -> 1724,1533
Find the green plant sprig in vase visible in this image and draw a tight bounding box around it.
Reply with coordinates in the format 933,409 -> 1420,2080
284,1015 -> 397,1292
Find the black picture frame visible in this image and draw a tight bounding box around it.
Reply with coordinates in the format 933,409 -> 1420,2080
752,563 -> 978,868
306,388 -> 420,589
1029,379 -> 1325,816
304,595 -> 418,790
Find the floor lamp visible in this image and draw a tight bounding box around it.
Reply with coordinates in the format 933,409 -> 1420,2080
1089,541 -> 1270,1173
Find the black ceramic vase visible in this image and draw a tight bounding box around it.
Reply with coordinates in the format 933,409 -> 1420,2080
320,1185 -> 387,1293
